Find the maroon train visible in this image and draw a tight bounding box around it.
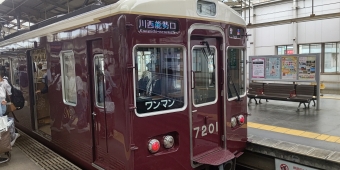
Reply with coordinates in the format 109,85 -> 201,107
0,0 -> 248,169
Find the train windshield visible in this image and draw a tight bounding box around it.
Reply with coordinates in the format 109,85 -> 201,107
135,46 -> 185,114
227,48 -> 246,100
192,46 -> 217,105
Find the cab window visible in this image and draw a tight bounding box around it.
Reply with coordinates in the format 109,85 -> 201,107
227,48 -> 246,100
135,47 -> 185,114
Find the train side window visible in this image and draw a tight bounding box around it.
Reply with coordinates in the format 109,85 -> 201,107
135,46 -> 185,114
227,48 -> 246,100
11,59 -> 20,88
94,54 -> 105,108
60,50 -> 77,106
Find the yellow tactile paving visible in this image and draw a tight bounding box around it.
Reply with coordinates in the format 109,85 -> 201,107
325,136 -> 340,142
270,127 -> 290,133
258,125 -> 277,131
247,122 -> 263,128
316,134 -> 330,140
248,122 -> 340,144
299,132 -> 321,139
284,129 -> 305,136
336,139 -> 340,144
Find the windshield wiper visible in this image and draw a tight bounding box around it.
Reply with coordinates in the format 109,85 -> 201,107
227,61 -> 240,101
200,41 -> 216,86
200,41 -> 215,67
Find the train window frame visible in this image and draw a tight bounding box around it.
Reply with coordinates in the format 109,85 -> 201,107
226,47 -> 246,101
93,54 -> 105,108
60,50 -> 77,106
132,44 -> 187,117
191,45 -> 218,107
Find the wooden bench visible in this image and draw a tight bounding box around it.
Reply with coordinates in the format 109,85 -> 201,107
257,83 -> 294,102
247,82 -> 264,105
294,84 -> 317,108
249,83 -> 312,109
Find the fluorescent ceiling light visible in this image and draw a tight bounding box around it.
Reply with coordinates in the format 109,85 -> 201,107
22,22 -> 30,26
0,0 -> 5,4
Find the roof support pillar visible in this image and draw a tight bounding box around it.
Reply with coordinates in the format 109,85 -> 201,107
292,0 -> 298,54
16,8 -> 21,30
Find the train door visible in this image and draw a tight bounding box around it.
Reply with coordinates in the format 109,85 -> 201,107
189,25 -> 233,166
87,39 -> 109,169
27,49 -> 51,135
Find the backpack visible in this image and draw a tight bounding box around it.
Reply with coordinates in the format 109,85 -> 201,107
3,77 -> 25,110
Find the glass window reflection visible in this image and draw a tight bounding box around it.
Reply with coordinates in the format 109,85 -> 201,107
135,47 -> 185,114
227,48 -> 245,99
61,51 -> 77,105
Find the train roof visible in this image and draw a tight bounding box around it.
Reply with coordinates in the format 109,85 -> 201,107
0,0 -> 245,48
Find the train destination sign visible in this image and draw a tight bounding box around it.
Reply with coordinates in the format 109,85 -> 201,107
138,18 -> 179,34
136,97 -> 184,113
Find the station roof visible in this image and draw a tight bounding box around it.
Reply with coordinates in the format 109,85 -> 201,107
0,0 -> 118,36
0,0 -> 249,38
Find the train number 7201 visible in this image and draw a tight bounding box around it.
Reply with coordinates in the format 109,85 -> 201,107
193,122 -> 218,138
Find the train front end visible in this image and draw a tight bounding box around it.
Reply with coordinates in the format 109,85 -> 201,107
127,0 -> 248,169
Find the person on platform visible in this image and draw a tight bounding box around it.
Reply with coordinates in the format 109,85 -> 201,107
0,72 -> 11,116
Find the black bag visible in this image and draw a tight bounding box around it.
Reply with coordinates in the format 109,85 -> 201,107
138,76 -> 149,94
4,77 -> 25,110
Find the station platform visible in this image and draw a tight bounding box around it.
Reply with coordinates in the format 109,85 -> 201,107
245,94 -> 340,170
2,95 -> 340,170
0,129 -> 81,170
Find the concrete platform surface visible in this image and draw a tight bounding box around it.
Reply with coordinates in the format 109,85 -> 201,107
0,145 -> 42,170
0,130 -> 81,170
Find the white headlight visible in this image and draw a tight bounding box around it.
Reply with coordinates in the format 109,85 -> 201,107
231,117 -> 237,127
163,135 -> 174,149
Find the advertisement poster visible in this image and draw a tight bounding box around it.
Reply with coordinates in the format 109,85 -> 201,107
252,58 -> 265,78
298,56 -> 316,80
265,57 -> 281,79
281,56 -> 297,79
275,159 -> 318,170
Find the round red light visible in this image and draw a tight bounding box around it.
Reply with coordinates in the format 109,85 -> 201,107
152,141 -> 160,151
148,139 -> 160,153
238,115 -> 245,124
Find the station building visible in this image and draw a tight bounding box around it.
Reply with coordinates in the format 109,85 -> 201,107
238,0 -> 340,92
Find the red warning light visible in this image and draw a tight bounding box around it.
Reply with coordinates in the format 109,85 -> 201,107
148,139 -> 160,153
238,115 -> 245,124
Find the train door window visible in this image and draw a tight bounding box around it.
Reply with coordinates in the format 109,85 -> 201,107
94,54 -> 105,107
11,59 -> 20,88
134,46 -> 185,115
227,48 -> 246,100
60,50 -> 77,106
192,46 -> 217,106
2,59 -> 11,80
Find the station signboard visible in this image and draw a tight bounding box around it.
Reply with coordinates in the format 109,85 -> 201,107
249,54 -> 319,82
